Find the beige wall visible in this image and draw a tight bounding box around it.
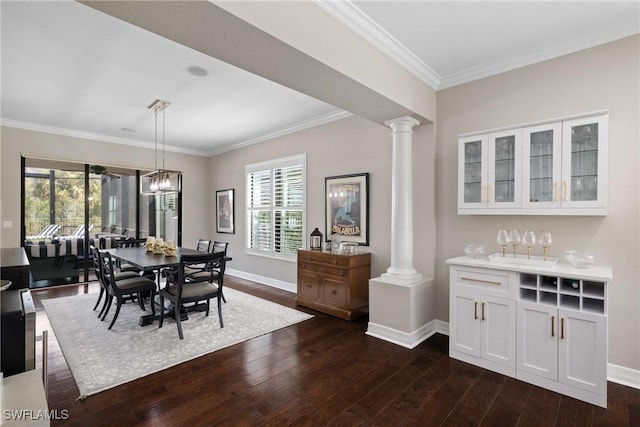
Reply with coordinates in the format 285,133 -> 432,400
0,127 -> 211,248
209,115 -> 436,287
435,35 -> 640,369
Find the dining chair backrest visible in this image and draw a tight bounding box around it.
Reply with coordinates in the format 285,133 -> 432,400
174,252 -> 225,296
116,237 -> 146,248
196,239 -> 212,252
212,241 -> 228,256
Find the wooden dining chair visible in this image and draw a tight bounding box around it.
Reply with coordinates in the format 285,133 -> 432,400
159,252 -> 226,339
90,246 -> 140,318
98,250 -> 157,330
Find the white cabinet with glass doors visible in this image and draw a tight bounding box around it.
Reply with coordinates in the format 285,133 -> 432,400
458,129 -> 522,212
459,112 -> 608,215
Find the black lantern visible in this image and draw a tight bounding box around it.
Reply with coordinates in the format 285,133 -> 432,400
310,227 -> 323,250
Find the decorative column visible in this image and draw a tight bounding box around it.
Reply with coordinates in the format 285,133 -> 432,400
382,116 -> 421,283
367,116 -> 435,349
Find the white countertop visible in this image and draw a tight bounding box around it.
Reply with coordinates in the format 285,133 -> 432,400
446,255 -> 613,282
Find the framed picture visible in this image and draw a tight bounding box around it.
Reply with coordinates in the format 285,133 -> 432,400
325,173 -> 369,245
216,189 -> 235,234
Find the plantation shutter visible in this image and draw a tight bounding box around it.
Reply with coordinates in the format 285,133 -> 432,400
246,154 -> 306,258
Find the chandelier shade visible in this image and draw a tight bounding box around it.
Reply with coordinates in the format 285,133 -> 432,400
140,99 -> 182,196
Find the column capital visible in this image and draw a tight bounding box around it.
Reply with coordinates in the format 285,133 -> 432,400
384,116 -> 420,131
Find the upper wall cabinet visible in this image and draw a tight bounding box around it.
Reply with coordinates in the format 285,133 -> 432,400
458,113 -> 608,216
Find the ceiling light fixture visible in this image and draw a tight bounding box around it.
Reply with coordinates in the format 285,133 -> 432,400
140,99 -> 182,196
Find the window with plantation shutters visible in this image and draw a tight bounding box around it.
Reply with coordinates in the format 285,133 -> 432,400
246,154 -> 306,259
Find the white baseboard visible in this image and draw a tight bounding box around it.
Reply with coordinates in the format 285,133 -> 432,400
225,267 -> 297,294
608,362 -> 640,389
366,319 -> 439,349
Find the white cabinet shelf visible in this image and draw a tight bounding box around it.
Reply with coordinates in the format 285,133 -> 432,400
447,256 -> 611,408
458,112 -> 608,216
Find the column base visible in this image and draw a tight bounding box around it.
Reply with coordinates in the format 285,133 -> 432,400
366,275 -> 435,349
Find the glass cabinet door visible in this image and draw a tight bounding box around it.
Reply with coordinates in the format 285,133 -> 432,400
561,114 -> 608,209
522,122 -> 562,209
488,129 -> 521,209
458,134 -> 488,210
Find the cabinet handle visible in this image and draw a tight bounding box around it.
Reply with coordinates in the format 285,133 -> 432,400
474,302 -> 478,320
301,263 -> 306,268
460,276 -> 501,286
332,259 -> 337,265
305,256 -> 310,261
306,284 -> 312,288
339,270 -> 345,276
553,182 -> 558,202
551,315 -> 555,337
332,290 -> 337,295
560,318 -> 565,340
481,302 -> 485,321
480,185 -> 486,203
488,184 -> 494,203
562,180 -> 568,202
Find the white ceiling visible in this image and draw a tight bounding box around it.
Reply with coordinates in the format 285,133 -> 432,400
2,1 -> 638,157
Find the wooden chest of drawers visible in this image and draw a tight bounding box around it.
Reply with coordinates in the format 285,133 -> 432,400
296,249 -> 371,320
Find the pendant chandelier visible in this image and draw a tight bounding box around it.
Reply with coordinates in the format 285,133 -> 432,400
140,99 -> 182,195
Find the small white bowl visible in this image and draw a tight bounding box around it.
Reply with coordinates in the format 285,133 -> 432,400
464,244 -> 486,258
564,250 -> 594,268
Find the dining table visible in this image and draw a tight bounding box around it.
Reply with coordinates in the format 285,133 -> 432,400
108,246 -> 208,326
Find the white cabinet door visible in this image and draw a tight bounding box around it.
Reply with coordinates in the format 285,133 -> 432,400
488,129 -> 522,209
450,293 -> 481,357
458,135 -> 488,210
558,309 -> 607,396
481,296 -> 516,368
522,122 -> 562,209
561,114 -> 608,211
517,301 -> 558,381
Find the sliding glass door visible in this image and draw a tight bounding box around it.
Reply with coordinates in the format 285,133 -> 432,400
21,157 -> 181,288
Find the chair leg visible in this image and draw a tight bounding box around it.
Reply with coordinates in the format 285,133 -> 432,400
98,292 -> 110,318
221,290 -> 227,304
138,293 -> 146,311
205,299 -> 210,317
175,302 -> 184,339
217,295 -> 223,328
108,298 -> 123,330
101,295 -> 113,321
150,287 -> 156,316
93,287 -> 104,311
158,294 -> 165,328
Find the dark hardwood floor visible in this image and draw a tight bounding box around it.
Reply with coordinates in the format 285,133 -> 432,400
30,276 -> 639,426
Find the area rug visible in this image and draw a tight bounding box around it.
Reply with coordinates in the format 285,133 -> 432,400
42,288 -> 313,398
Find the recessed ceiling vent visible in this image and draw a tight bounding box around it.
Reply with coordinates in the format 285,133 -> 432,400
187,66 -> 208,77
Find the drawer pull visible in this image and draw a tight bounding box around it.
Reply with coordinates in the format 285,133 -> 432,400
331,290 -> 337,295
301,263 -> 306,268
460,276 -> 502,286
305,256 -> 311,261
339,270 -> 345,276
332,259 -> 337,265
481,302 -> 485,321
551,315 -> 555,337
306,284 -> 312,288
560,318 -> 565,340
474,302 -> 478,320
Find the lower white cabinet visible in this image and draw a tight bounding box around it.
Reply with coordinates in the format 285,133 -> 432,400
517,301 -> 607,401
447,257 -> 611,408
449,265 -> 517,376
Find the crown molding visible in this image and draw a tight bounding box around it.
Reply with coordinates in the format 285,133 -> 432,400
315,0 -> 441,90
2,110 -> 352,159
1,119 -> 210,157
316,1 -> 639,92
207,110 -> 353,156
439,24 -> 640,90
